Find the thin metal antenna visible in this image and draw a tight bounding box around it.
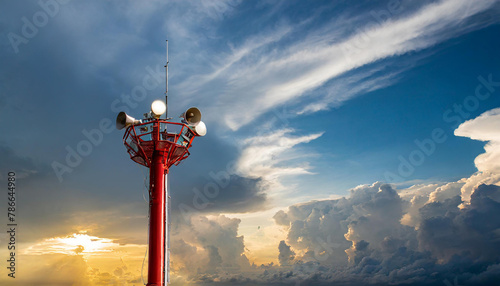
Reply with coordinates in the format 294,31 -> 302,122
165,39 -> 169,119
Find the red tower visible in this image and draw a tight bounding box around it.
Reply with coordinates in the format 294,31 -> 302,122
117,104 -> 206,286
117,42 -> 205,285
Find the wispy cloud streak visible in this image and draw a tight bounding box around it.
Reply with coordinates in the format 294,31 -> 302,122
178,0 -> 498,130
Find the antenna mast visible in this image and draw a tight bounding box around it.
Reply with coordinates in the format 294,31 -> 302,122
165,39 -> 169,119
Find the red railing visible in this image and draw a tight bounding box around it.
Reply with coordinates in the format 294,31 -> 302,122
122,120 -> 197,169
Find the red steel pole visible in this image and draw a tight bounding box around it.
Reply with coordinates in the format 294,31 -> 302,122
147,123 -> 166,286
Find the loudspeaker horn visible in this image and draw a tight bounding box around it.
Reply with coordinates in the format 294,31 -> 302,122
193,121 -> 207,136
116,112 -> 141,130
181,107 -> 202,126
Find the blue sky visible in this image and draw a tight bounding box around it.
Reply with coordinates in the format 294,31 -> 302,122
1,0 -> 500,285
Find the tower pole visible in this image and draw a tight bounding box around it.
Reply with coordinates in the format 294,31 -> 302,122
164,172 -> 170,286
147,122 -> 166,285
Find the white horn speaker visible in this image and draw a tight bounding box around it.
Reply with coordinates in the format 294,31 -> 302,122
116,112 -> 141,130
181,107 -> 202,126
193,121 -> 207,136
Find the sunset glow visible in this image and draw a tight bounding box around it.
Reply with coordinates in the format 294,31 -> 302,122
25,233 -> 118,256
2,0 -> 500,285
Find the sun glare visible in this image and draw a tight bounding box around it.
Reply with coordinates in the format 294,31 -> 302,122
25,233 -> 118,256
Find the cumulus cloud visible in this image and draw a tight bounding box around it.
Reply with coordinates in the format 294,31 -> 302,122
459,171 -> 500,206
455,107 -> 500,173
170,178 -> 500,285
263,181 -> 500,285
170,215 -> 251,281
418,184 -> 500,262
455,108 -> 500,204
278,240 -> 295,266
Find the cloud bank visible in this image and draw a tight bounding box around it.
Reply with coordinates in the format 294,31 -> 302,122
165,108 -> 500,285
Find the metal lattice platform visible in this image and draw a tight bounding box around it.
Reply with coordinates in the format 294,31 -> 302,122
123,120 -> 195,169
